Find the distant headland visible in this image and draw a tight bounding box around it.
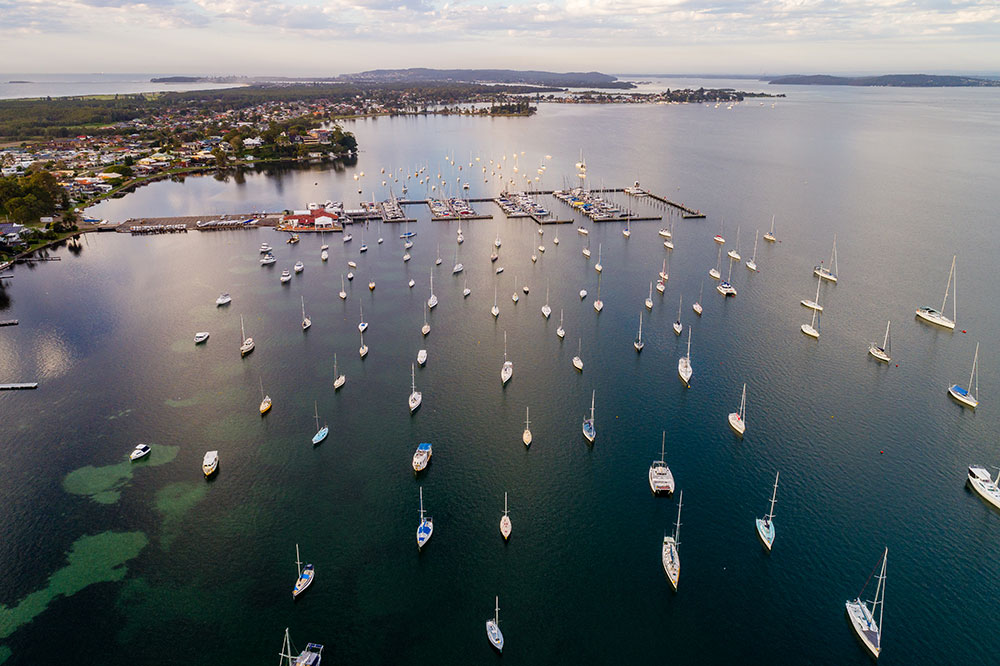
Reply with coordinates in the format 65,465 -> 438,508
767,74 -> 1000,87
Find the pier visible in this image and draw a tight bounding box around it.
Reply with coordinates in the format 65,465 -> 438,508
120,213 -> 283,232
0,382 -> 38,390
637,190 -> 706,219
425,198 -> 493,222
0,319 -> 18,326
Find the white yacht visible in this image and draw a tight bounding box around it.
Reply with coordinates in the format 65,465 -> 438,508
648,432 -> 675,495
745,230 -> 759,271
916,254 -> 957,329
573,338 -> 584,371
522,407 -> 532,447
557,309 -> 565,339
259,242 -> 272,253
427,273 -> 437,309
693,282 -> 703,316
412,442 -> 432,473
634,312 -> 644,352
968,466 -> 1000,510
294,261 -> 304,274
463,280 -> 471,298
728,383 -> 747,437
869,321 -> 891,362
501,331 -> 513,385
582,390 -> 596,443
408,364 -> 422,412
511,276 -> 519,304
321,249 -> 328,262
194,331 -> 210,344
202,450 -> 219,477
801,274 -> 824,311
579,289 -> 588,299
333,354 -> 345,390
658,227 -> 672,240
678,328 -> 692,386
756,471 -> 779,551
645,282 -> 653,311
499,492 -> 512,540
301,296 -> 311,331
814,235 -> 838,282
486,596 -> 504,652
846,548 -> 887,660
280,270 -> 292,284
216,293 -> 231,306
662,491 -> 682,591
417,348 -> 427,366
673,295 -> 683,335
129,444 -> 151,461
948,341 -> 979,409
416,487 -> 433,549
717,258 -> 737,296
260,252 -> 276,265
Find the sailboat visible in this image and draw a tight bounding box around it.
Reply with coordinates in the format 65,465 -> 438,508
662,490 -> 682,591
416,486 -> 433,549
634,312 -> 644,352
427,273 -> 437,309
967,465 -> 1000,511
421,304 -> 430,336
916,254 -> 957,329
595,243 -> 603,273
259,377 -> 272,415
278,628 -> 322,666
728,383 -> 747,437
452,249 -> 463,274
292,544 -> 314,598
948,341 -> 979,409
663,221 -> 674,250
500,492 -> 512,540
435,244 -> 442,266
582,390 -> 596,443
645,281 -> 653,311
311,401 -> 328,445
463,279 -> 471,298
486,596 -> 504,652
557,309 -> 565,339
714,218 -> 725,244
814,235 -> 839,282
717,257 -> 737,296
869,321 -> 891,362
240,315 -> 254,356
801,305 -> 820,339
709,245 -> 722,280
512,275 -> 519,303
659,258 -> 669,281
359,225 -> 367,253
846,547 -> 887,660
573,338 -> 584,371
522,407 -> 532,446
648,432 -> 675,495
301,296 -> 311,331
623,218 -> 631,238
583,238 -> 591,258
457,219 -> 464,244
408,363 -> 422,412
673,295 -> 683,335
501,331 -> 513,384
491,285 -> 500,318
333,354 -> 345,390
368,274 -> 375,291
359,329 -> 368,358
593,273 -> 603,313
678,328 -> 693,386
693,281 -> 703,315
746,230 -> 759,271
358,303 -> 368,333
801,274 -> 823,311
756,472 -> 779,550
764,214 -> 776,242
339,274 -> 347,300
541,285 -> 551,319
727,225 -> 742,261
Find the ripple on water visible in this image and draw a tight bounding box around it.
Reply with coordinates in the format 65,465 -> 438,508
62,445 -> 180,504
0,531 -> 148,642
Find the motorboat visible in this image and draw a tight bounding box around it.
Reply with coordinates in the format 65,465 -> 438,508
280,270 -> 292,283
194,331 -> 210,344
202,450 -> 219,477
412,442 -> 432,473
129,444 -> 151,461
215,293 -> 231,306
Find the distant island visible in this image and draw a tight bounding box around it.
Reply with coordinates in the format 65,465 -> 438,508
151,76 -> 202,83
7,80 -> 32,84
767,74 -> 1000,87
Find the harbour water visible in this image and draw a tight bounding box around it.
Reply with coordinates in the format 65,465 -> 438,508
0,73 -> 240,100
2,80 -> 1000,664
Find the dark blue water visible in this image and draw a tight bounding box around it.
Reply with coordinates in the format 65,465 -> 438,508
2,81 -> 999,664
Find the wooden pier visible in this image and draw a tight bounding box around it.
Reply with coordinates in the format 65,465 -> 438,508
642,192 -> 706,218
120,213 -> 282,231
0,382 -> 37,390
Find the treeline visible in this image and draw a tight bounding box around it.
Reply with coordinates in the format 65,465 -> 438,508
0,172 -> 72,226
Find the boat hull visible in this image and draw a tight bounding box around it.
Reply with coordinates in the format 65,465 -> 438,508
755,518 -> 774,550
915,307 -> 955,329
968,468 -> 1000,510
801,324 -> 819,338
728,412 -> 745,437
845,600 -> 881,659
948,385 -> 978,409
868,345 -> 890,362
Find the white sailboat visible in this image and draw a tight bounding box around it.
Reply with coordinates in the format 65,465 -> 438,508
967,465 -> 1000,511
593,272 -> 603,313
359,329 -> 368,358
311,401 -> 328,445
693,281 -> 703,316
583,238 -> 591,258
746,229 -> 759,271
728,383 -> 747,437
678,328 -> 693,386
662,490 -> 682,591
573,338 -> 584,371
846,547 -> 887,660
500,492 -> 512,540
663,221 -> 674,250
869,321 -> 891,362
333,353 -> 345,390
421,304 -> 430,336
501,331 -> 513,385
301,296 -> 311,331
522,407 -> 532,447
417,348 -> 427,366
814,235 -> 839,282
259,377 -> 271,415
659,257 -> 669,281
595,243 -> 603,273
409,363 -> 422,412
717,257 -> 737,296
727,225 -> 742,261
427,273 -> 437,309
916,254 -> 957,329
358,303 -> 368,333
541,285 -> 551,319
486,596 -> 504,652
648,432 -> 675,495
709,245 -> 722,280
292,543 -> 314,598
240,314 -> 254,357
763,214 -> 776,242
582,390 -> 596,443
491,285 -> 500,318
801,305 -> 820,339
557,309 -> 565,339
634,312 -> 644,352
645,281 -> 653,311
416,486 -> 433,549
623,218 -> 631,238
435,244 -> 442,266
463,279 -> 471,298
948,341 -> 979,409
801,274 -> 824,311
673,295 -> 683,335
512,275 -> 519,303
756,471 -> 779,550
339,274 -> 347,300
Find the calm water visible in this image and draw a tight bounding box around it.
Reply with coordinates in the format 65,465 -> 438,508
0,73 -> 240,100
2,81 -> 1000,665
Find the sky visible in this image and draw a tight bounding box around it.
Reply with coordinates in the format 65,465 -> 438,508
1,0 -> 999,75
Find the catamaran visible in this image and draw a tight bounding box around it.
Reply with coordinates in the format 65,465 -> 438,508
678,328 -> 693,386
292,544 -> 314,598
333,354 -> 345,390
409,364 -> 422,412
416,486 -> 433,549
311,401 -> 328,445
756,471 -> 779,551
814,235 -> 838,282
557,309 -> 565,339
501,331 -> 513,384
582,390 -> 596,443
916,254 -> 957,329
259,377 -> 272,415
421,304 -> 430,336
948,341 -> 979,409
522,407 -> 532,446
967,465 -> 1000,510
634,312 -> 644,352
728,383 -> 747,437
728,225 -> 742,261
412,442 -> 432,473
645,281 -> 653,311
500,492 -> 512,540
801,274 -> 823,311
301,296 -> 311,331
869,321 -> 891,362
717,258 -> 737,296
673,295 -> 683,335
573,338 -> 584,371
846,547 -> 887,660
240,315 -> 254,357
764,214 -> 776,242
648,432 -> 675,495
693,281 -> 703,315
486,596 -> 504,652
746,230 -> 759,271
662,491 -> 682,591
278,628 -> 322,666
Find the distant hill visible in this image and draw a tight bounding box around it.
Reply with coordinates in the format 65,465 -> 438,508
344,69 -> 634,89
768,74 -> 1000,87
151,76 -> 204,83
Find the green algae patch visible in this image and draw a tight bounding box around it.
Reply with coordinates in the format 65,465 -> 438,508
155,481 -> 208,548
0,645 -> 11,664
0,531 -> 148,640
63,445 -> 180,504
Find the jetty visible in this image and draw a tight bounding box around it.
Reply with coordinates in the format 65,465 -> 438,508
119,213 -> 282,232
426,198 -> 492,222
0,319 -> 18,326
0,382 -> 38,390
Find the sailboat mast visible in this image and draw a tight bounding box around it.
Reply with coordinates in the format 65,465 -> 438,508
638,312 -> 643,341
314,401 -> 319,430
660,431 -> 666,462
504,331 -> 508,361
674,490 -> 683,544
740,383 -> 747,420
590,390 -> 595,420
295,544 -> 302,577
768,471 -> 779,520
970,342 -> 979,399
943,255 -> 955,314
874,548 -> 887,632
832,234 -> 838,275
883,321 -> 891,350
686,327 -> 692,358
241,315 -> 246,341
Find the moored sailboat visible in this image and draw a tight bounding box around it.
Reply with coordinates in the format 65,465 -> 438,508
648,432 -> 674,495
582,390 -> 596,443
416,486 -> 433,549
846,547 -> 887,660
678,328 -> 693,386
311,401 -> 328,445
501,331 -> 513,384
916,254 -> 957,329
292,544 -> 314,598
948,341 -> 979,409
727,383 -> 747,437
662,491 -> 682,591
755,471 -> 779,550
869,321 -> 891,362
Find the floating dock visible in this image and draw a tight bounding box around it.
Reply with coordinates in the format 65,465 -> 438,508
426,198 -> 493,222
120,213 -> 282,232
0,382 -> 37,390
0,319 -> 18,326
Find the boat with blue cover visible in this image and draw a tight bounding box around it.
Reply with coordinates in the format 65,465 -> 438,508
582,390 -> 596,443
279,628 -> 323,665
412,442 -> 432,472
416,486 -> 433,549
311,402 -> 328,445
292,544 -> 314,598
